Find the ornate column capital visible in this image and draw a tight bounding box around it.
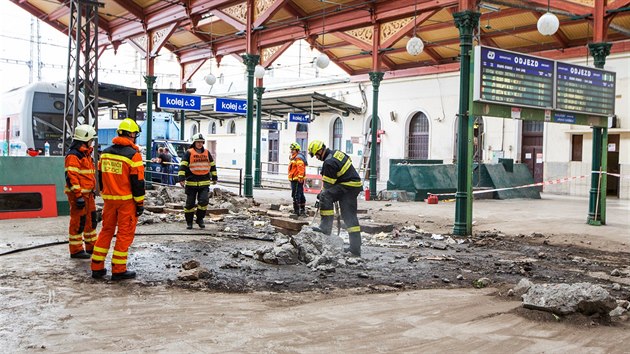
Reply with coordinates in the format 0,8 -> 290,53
368,72 -> 384,87
588,42 -> 612,69
241,54 -> 260,69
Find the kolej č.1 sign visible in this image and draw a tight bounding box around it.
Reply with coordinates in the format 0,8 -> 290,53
474,46 -> 616,117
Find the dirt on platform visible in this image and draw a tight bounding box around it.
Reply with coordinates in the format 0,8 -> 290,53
1,191 -> 629,352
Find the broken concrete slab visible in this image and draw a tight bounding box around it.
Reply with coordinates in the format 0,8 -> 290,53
165,202 -> 184,210
144,205 -> 165,213
522,282 -> 617,316
361,222 -> 394,234
177,267 -> 213,281
255,243 -> 299,265
206,208 -> 230,215
270,217 -> 309,231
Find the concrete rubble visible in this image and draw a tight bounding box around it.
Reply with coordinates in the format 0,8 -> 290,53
521,282 -> 617,316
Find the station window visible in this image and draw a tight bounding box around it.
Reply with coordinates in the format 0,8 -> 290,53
229,121 -> 236,134
407,112 -> 429,159
209,122 -> 216,135
332,117 -> 343,151
0,193 -> 43,212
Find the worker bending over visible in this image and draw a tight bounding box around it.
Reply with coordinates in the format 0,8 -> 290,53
308,140 -> 363,256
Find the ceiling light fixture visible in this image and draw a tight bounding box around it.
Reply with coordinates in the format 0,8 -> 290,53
406,1 -> 424,56
537,0 -> 560,36
316,7 -> 330,69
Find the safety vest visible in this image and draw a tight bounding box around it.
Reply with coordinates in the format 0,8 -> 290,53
64,144 -> 96,196
188,148 -> 211,175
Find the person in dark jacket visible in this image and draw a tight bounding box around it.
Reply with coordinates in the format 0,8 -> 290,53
158,146 -> 173,185
307,140 -> 363,256
178,133 -> 217,229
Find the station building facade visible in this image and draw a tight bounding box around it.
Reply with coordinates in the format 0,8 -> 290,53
181,52 -> 629,200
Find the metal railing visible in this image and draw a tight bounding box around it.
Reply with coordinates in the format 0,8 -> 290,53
143,160 -> 243,196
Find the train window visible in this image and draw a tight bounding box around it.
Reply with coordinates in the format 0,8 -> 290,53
0,193 -> 43,212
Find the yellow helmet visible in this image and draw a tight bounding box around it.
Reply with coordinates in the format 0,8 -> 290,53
289,142 -> 301,151
117,118 -> 141,135
73,124 -> 97,142
307,140 -> 325,157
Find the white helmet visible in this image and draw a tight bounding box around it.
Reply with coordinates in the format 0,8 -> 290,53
191,133 -> 205,142
73,124 -> 97,142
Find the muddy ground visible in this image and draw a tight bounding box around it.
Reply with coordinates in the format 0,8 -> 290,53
1,188 -> 629,352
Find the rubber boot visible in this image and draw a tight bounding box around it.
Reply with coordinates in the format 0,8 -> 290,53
313,215 -> 334,235
195,209 -> 206,229
346,232 -> 362,257
291,202 -> 299,216
92,269 -> 106,279
299,204 -> 306,217
185,212 -> 194,229
111,270 -> 136,281
70,250 -> 91,259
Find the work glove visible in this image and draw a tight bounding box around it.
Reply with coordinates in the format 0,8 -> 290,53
76,196 -> 86,209
316,193 -> 321,200
314,200 -> 320,209
136,205 -> 144,217
211,180 -> 217,185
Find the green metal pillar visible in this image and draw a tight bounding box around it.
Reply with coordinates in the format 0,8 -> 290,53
368,71 -> 384,195
242,54 -> 259,198
180,109 -> 185,140
254,86 -> 265,188
452,10 -> 480,236
144,75 -> 156,185
587,42 -> 611,225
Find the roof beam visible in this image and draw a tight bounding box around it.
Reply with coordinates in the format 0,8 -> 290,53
212,9 -> 246,31
380,10 -> 438,49
253,0 -> 289,28
110,0 -> 145,22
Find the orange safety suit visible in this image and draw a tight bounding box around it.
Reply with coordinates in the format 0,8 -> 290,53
91,136 -> 145,274
288,151 -> 307,215
288,151 -> 306,182
64,142 -> 97,254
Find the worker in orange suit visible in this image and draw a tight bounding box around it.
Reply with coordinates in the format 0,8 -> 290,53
64,124 -> 98,259
90,118 -> 145,280
288,142 -> 307,217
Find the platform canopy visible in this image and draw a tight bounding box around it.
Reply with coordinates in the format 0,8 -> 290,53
11,0 -> 630,80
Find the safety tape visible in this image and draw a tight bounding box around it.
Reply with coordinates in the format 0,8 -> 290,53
431,171 -> 630,197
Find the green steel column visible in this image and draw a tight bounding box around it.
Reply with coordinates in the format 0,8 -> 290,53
144,75 -> 156,185
368,71 -> 384,195
180,109 -> 185,140
254,86 -> 265,188
452,10 -> 480,236
587,42 -> 611,225
242,54 -> 259,198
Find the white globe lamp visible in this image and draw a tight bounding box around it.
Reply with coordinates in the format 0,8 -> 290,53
254,65 -> 265,78
537,12 -> 559,36
315,53 -> 330,69
406,36 -> 424,56
204,73 -> 217,85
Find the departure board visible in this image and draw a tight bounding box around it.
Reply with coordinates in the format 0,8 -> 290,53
474,46 -> 554,109
556,62 -> 616,116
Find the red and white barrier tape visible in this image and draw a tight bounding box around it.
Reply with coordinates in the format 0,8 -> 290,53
431,171 -> 630,197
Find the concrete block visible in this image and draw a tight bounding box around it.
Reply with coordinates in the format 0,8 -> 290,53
165,202 -> 184,210
361,222 -> 394,234
270,217 -> 309,231
145,205 -> 165,213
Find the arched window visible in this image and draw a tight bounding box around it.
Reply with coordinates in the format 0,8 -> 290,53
229,120 -> 236,134
408,112 -> 429,159
332,117 -> 343,150
296,123 -> 308,153
209,122 -> 216,134
191,124 -> 198,137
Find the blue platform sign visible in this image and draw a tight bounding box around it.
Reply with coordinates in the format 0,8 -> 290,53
289,113 -> 310,123
261,121 -> 278,130
553,112 -> 576,124
215,98 -> 247,114
157,92 -> 201,111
